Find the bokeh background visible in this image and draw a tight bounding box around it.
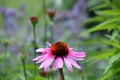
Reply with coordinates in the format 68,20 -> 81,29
0,0 -> 120,80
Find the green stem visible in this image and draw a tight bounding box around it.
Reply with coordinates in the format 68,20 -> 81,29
51,71 -> 54,80
33,25 -> 37,75
50,24 -> 54,43
43,0 -> 47,47
59,68 -> 65,80
22,59 -> 27,80
4,44 -> 7,75
33,25 -> 36,56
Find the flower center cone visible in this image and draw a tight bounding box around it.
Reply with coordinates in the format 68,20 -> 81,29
51,41 -> 69,57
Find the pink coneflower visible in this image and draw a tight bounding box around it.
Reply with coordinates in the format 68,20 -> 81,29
33,41 -> 86,72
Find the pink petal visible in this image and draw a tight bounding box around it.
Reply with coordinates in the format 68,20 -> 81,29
68,47 -> 73,50
64,57 -> 73,72
33,56 -> 40,61
36,48 -> 46,52
46,42 -> 52,47
44,57 -> 54,71
39,55 -> 54,71
39,56 -> 51,69
33,53 -> 48,61
52,57 -> 63,70
39,60 -> 46,69
69,58 -> 81,69
72,52 -> 86,58
69,51 -> 86,60
35,54 -> 49,63
58,58 -> 63,68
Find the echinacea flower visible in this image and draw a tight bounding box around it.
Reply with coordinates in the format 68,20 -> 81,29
33,41 -> 86,72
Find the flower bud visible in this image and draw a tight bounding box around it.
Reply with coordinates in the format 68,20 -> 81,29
46,9 -> 56,21
39,71 -> 47,77
30,16 -> 38,26
18,52 -> 28,60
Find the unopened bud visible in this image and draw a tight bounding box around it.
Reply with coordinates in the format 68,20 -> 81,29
18,52 -> 28,60
30,16 -> 38,26
39,71 -> 47,77
46,9 -> 56,21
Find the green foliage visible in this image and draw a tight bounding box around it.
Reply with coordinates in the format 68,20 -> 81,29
29,76 -> 47,80
81,0 -> 120,79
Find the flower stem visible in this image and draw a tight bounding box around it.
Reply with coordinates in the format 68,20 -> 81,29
22,59 -> 27,80
33,25 -> 37,75
59,68 -> 65,80
33,25 -> 37,57
50,23 -> 54,43
4,44 -> 8,75
43,0 -> 47,47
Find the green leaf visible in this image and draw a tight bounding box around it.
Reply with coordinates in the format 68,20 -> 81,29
90,4 -> 109,10
84,16 -> 107,24
106,41 -> 120,49
79,17 -> 120,37
79,37 -> 104,46
29,76 -> 47,80
95,10 -> 120,16
110,29 -> 119,41
86,0 -> 103,8
99,69 -> 120,80
104,52 -> 120,74
86,49 -> 116,62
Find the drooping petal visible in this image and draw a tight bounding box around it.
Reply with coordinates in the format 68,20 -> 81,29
39,60 -> 46,69
44,57 -> 54,71
33,53 -> 48,61
46,42 -> 52,47
33,56 -> 40,61
64,57 -> 73,72
36,48 -> 46,52
35,54 -> 49,63
58,58 -> 63,68
52,57 -> 63,70
72,51 -> 86,58
69,51 -> 86,60
69,58 -> 81,69
39,55 -> 54,71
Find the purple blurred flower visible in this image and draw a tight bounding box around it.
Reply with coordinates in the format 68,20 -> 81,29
5,8 -> 15,17
4,8 -> 16,36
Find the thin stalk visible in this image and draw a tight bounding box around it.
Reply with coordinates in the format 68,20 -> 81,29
43,0 -> 47,47
59,68 -> 65,80
50,23 -> 54,80
50,24 -> 54,43
33,25 -> 37,75
33,26 -> 36,57
51,71 -> 54,80
4,44 -> 7,75
22,59 -> 27,80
